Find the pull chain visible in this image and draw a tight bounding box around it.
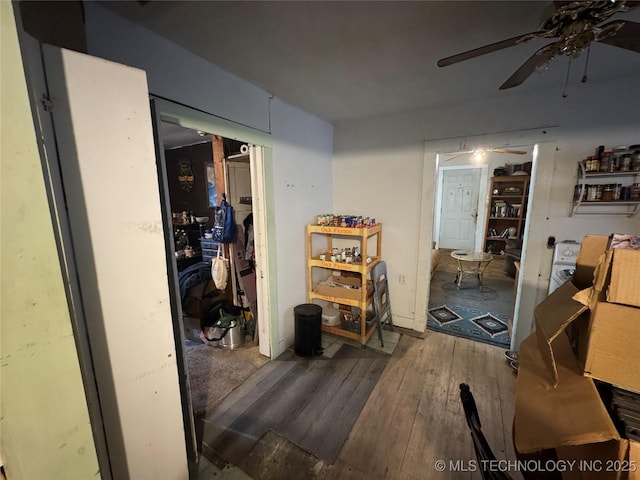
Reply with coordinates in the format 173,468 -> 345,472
581,44 -> 591,83
562,56 -> 572,98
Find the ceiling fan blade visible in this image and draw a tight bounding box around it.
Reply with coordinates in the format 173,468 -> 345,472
492,148 -> 527,155
597,20 -> 640,54
499,44 -> 557,90
443,151 -> 473,162
437,32 -> 542,67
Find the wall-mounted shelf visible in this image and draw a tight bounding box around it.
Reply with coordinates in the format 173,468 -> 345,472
570,162 -> 639,218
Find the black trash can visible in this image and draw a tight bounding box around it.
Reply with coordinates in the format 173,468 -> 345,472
294,303 -> 323,357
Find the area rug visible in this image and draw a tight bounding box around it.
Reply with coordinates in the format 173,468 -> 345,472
427,270 -> 513,348
427,303 -> 510,348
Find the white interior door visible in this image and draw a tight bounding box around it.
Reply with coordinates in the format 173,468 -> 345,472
438,168 -> 482,250
42,46 -> 188,479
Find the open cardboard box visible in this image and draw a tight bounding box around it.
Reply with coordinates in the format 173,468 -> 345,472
590,247 -> 640,309
515,335 -> 639,480
314,273 -> 372,301
534,235 -> 640,393
515,235 -> 640,478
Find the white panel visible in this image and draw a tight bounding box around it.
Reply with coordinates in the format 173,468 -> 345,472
1,7 -> 100,478
43,46 -> 187,478
461,186 -> 473,211
460,219 -> 474,238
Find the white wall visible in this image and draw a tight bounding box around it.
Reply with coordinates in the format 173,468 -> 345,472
84,3 -> 333,358
270,98 -> 334,349
1,4 -> 100,478
334,75 -> 640,347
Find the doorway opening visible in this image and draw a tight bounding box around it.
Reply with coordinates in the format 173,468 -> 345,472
159,121 -> 269,418
425,143 -> 535,349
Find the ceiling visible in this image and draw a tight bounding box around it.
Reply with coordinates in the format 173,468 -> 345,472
105,1 -> 640,125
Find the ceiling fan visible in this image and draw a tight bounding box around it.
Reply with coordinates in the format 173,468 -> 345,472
437,1 -> 640,90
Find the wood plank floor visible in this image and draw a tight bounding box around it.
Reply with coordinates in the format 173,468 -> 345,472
326,332 -> 521,480
200,343 -> 389,467
198,330 -> 520,480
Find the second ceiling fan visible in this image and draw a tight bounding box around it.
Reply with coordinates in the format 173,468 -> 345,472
437,1 -> 640,89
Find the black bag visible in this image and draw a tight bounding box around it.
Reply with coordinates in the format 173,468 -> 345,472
200,300 -> 242,342
212,193 -> 237,243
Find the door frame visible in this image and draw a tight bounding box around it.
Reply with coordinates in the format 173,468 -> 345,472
414,129 -> 557,336
151,98 -> 278,476
434,164 -> 489,251
151,97 -> 278,359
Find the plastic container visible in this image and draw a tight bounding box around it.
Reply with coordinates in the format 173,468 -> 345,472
321,306 -> 340,326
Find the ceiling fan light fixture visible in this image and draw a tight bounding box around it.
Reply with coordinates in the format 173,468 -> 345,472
472,149 -> 486,162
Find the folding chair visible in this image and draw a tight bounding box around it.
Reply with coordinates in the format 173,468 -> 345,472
459,383 -> 513,480
371,261 -> 393,347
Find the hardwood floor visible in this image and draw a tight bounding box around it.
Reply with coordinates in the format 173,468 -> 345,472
327,332 -> 520,480
200,344 -> 389,468
196,330 -> 518,480
196,273 -> 519,480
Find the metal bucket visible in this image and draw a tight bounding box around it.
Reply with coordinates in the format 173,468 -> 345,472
216,310 -> 245,349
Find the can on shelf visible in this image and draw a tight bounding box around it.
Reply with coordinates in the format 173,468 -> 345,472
599,151 -> 612,172
632,150 -> 640,171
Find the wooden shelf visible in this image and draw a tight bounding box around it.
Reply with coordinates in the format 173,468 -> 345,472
321,322 -> 378,342
308,256 -> 380,273
484,176 -> 529,254
306,223 -> 382,346
307,223 -> 382,236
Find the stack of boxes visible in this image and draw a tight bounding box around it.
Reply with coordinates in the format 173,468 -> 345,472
515,235 -> 640,479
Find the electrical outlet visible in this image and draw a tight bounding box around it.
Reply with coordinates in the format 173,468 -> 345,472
399,274 -> 407,285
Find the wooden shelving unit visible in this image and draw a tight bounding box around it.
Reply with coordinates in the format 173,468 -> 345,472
305,223 -> 382,346
483,176 -> 530,255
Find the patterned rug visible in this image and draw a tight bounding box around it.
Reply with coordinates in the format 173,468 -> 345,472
427,303 -> 510,348
427,270 -> 513,348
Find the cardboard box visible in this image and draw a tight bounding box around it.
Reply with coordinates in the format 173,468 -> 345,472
630,441 -> 640,480
534,235 -> 640,392
607,248 -> 640,308
516,235 -> 640,478
534,280 -> 589,387
572,301 -> 640,393
314,274 -> 372,301
573,235 -> 609,290
584,247 -> 640,309
515,334 -> 637,480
